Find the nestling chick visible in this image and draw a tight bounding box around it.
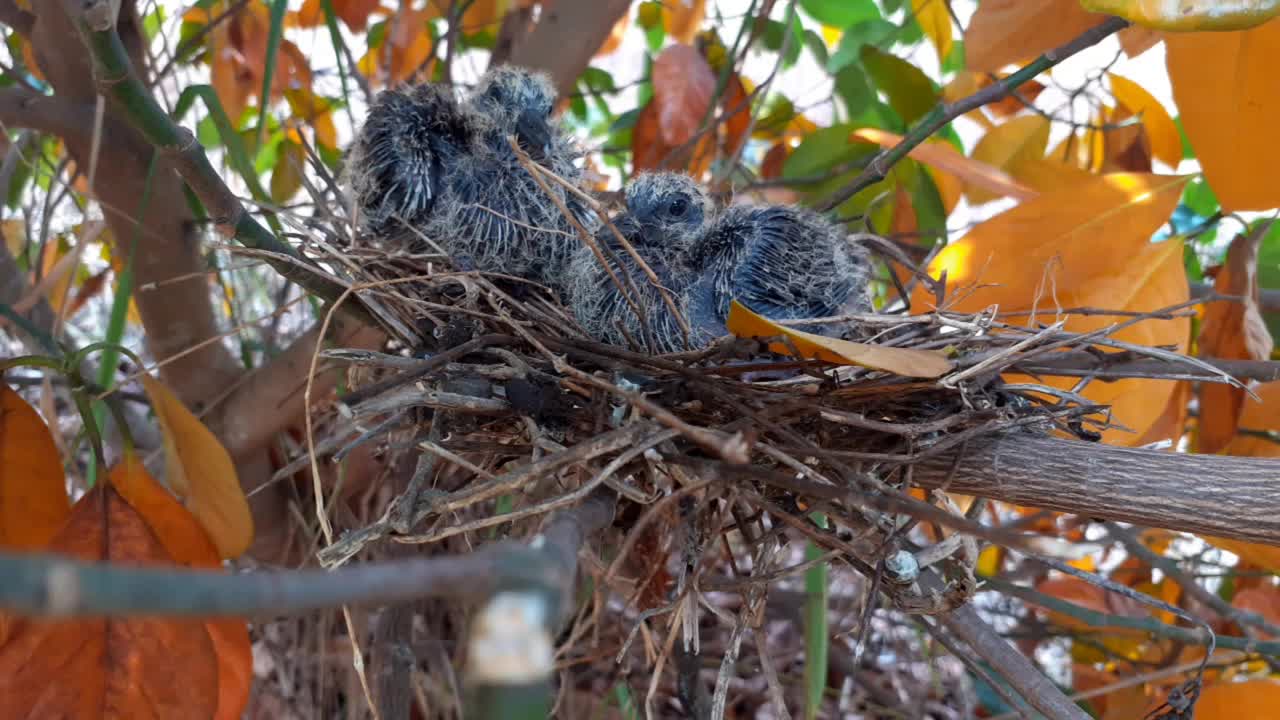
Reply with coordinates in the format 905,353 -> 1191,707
346,66 -> 596,293
345,82 -> 474,238
567,172 -> 873,353
566,212 -> 697,355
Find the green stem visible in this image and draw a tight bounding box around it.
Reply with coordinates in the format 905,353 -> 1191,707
60,0 -> 376,327
818,15 -> 1131,212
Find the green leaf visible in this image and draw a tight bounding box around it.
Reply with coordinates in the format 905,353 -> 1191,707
907,160 -> 947,242
835,64 -> 874,119
799,0 -> 880,28
859,45 -> 938,126
762,17 -> 804,68
828,18 -> 896,72
783,124 -> 864,179
1182,178 -> 1220,217
257,0 -> 288,148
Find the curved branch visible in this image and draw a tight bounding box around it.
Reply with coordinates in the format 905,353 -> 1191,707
916,434 -> 1280,545
56,0 -> 376,327
0,87 -> 101,146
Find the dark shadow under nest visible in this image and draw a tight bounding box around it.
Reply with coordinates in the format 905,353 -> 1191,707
257,182 -> 1236,718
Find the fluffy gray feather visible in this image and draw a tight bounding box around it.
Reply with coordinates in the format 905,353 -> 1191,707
568,172 -> 873,352
345,66 -> 596,293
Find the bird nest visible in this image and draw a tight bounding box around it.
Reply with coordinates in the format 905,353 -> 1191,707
265,200 -> 1212,713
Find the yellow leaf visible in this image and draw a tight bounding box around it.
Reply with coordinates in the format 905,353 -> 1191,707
976,545 -> 1003,577
912,173 -> 1193,445
820,24 -> 842,48
139,374 -> 253,558
0,385 -> 69,549
1,219 -> 23,256
1166,20 -> 1280,211
1082,0 -> 1280,31
1108,72 -> 1182,168
965,0 -> 1104,72
851,127 -> 1037,202
726,301 -> 952,378
1195,679 -> 1280,719
911,0 -> 953,66
966,115 -> 1050,204
270,140 -> 306,205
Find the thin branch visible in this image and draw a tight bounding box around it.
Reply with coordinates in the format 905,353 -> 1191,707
56,0 -> 377,327
0,489 -> 616,618
818,15 -> 1131,212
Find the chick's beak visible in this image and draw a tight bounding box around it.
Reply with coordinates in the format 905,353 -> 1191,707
515,110 -> 553,161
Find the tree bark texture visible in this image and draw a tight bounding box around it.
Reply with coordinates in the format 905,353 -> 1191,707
29,0 -> 242,412
508,0 -> 633,97
915,434 -> 1280,545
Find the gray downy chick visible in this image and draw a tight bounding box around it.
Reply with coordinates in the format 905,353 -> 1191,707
566,172 -> 715,354
346,66 -> 596,294
568,172 -> 873,353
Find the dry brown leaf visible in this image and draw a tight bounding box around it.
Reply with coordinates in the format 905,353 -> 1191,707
652,43 -> 716,147
727,301 -> 952,378
1198,225 -> 1274,453
965,0 -> 1104,72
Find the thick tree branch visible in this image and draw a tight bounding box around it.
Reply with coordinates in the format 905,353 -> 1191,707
915,434 -> 1280,545
0,87 -> 101,146
505,0 -> 632,97
0,0 -> 34,36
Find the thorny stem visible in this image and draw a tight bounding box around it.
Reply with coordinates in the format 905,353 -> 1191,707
818,15 -> 1131,212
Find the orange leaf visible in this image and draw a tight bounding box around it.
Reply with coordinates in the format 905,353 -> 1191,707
632,100 -> 671,172
1232,586 -> 1280,638
1198,228 -> 1274,453
0,385 -> 69,549
1118,25 -> 1161,57
760,142 -> 789,180
1196,679 -> 1280,720
1109,72 -> 1182,168
107,456 -> 251,719
1166,20 -> 1280,211
966,115 -> 1050,204
965,0 -> 1105,72
1223,379 -> 1280,458
595,10 -> 630,57
851,127 -> 1037,202
0,485 -> 219,718
720,74 -> 751,158
139,374 -> 253,558
1205,532 -> 1280,574
652,43 -> 716,147
912,173 -> 1193,445
664,0 -> 706,44
726,301 -> 952,378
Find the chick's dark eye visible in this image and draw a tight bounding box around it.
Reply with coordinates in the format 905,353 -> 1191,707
668,197 -> 689,217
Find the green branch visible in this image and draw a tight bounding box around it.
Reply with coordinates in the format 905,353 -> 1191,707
818,15 -> 1131,212
60,0 -> 375,327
